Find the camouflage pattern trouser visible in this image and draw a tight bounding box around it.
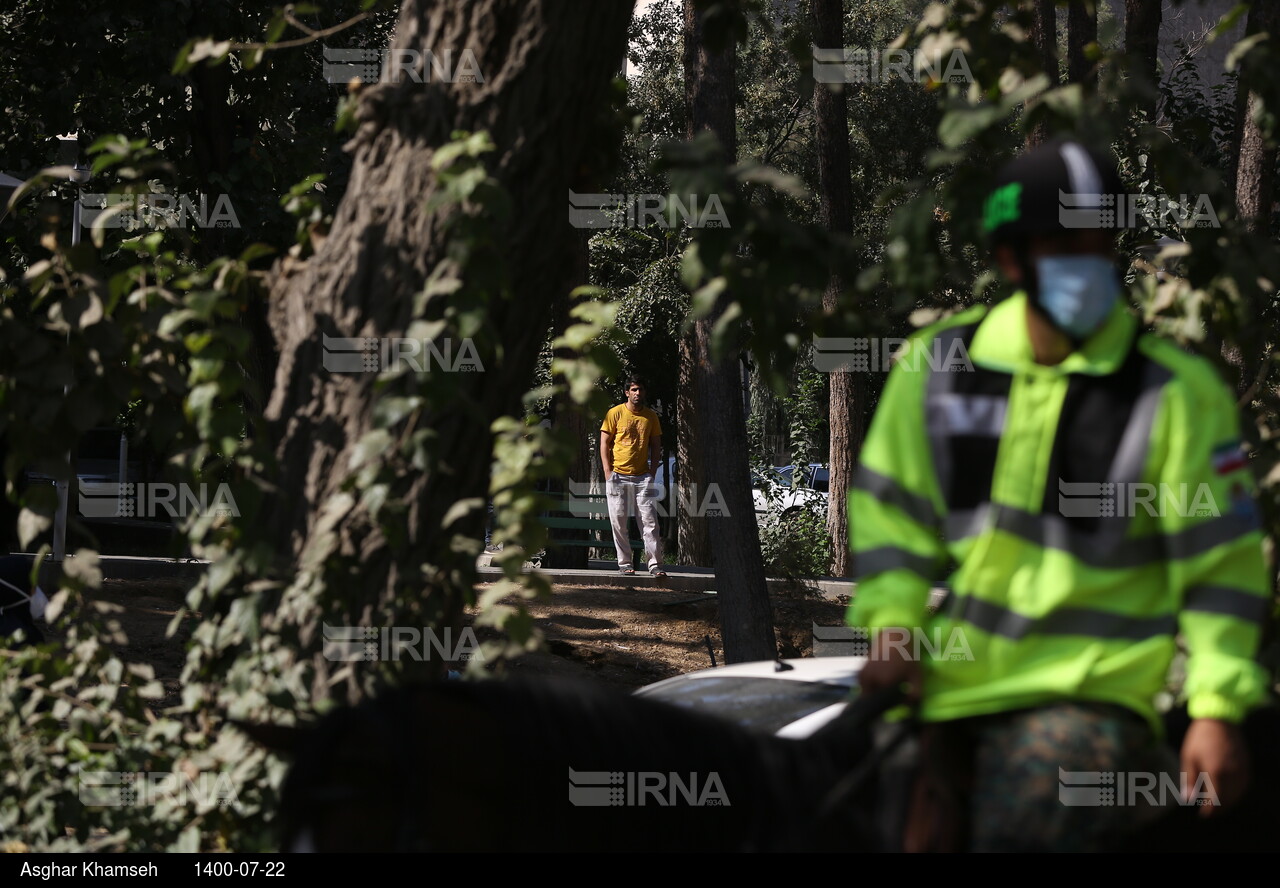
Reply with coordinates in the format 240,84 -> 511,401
906,702 -> 1178,852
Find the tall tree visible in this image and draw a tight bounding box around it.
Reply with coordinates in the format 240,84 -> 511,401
811,0 -> 860,578
1124,0 -> 1162,117
677,0 -> 715,569
1067,0 -> 1098,87
1027,0 -> 1059,146
544,227 -> 595,569
1231,0 -> 1278,403
1235,2 -> 1277,238
259,0 -> 634,694
683,0 -> 776,662
676,348 -> 713,564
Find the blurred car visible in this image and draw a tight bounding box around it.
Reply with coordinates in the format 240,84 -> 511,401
752,463 -> 828,524
633,656 -> 864,739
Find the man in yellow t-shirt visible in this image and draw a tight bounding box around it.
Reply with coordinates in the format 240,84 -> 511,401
599,377 -> 665,577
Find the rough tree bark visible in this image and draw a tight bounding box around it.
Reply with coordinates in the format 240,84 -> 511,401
1067,0 -> 1097,87
677,0 -> 713,569
676,342 -> 712,565
1235,3 -> 1277,238
812,0 -> 861,579
684,0 -> 776,662
1232,2 -> 1277,400
260,0 -> 633,696
1027,0 -> 1059,147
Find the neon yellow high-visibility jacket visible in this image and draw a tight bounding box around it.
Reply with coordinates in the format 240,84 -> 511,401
846,292 -> 1271,731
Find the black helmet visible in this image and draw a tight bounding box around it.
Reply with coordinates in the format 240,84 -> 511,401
982,137 -> 1126,246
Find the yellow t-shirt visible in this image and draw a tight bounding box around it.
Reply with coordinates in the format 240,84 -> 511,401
601,404 -> 662,476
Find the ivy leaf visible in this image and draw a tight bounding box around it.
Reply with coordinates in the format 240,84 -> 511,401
18,508 -> 50,549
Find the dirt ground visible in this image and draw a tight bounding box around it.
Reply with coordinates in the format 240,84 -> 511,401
72,577 -> 851,700
472,581 -> 851,687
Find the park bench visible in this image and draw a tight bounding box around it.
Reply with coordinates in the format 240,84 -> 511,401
536,490 -> 645,568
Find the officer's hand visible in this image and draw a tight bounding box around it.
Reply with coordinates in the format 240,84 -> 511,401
856,627 -> 923,705
1181,718 -> 1249,817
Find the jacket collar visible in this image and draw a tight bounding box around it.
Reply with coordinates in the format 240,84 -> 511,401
969,291 -> 1136,375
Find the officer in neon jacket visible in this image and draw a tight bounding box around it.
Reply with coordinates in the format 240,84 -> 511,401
848,137 -> 1270,851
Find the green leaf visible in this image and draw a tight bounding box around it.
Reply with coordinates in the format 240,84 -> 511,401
937,105 -> 1006,148
441,497 -> 484,529
1226,32 -> 1268,72
18,509 -> 50,549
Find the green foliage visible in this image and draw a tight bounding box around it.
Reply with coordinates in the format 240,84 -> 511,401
3,0 -> 1280,853
757,501 -> 832,579
786,341 -> 826,467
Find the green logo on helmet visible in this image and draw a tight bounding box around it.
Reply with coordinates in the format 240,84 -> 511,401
982,182 -> 1022,233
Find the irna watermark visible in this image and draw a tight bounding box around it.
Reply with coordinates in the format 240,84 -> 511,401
812,625 -> 974,662
79,770 -> 239,809
812,335 -> 972,373
569,190 -> 729,230
80,193 -> 240,230
321,335 -> 484,374
78,481 -> 239,519
1058,768 -> 1218,808
812,45 -> 973,85
322,46 -> 484,84
1057,480 -> 1223,519
322,624 -> 482,663
568,768 -> 729,807
568,478 -> 729,519
1058,189 -> 1221,229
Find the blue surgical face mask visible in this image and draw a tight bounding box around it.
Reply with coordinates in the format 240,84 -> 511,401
1033,255 -> 1121,341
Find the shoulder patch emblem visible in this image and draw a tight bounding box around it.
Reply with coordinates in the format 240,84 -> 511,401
1212,442 -> 1248,476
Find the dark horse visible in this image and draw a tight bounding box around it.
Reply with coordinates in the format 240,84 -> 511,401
241,678 -> 899,852
242,679 -> 1280,852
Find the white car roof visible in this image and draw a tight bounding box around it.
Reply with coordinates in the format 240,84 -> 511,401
637,655 -> 865,694
635,656 -> 866,739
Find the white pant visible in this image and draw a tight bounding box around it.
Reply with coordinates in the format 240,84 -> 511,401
606,471 -> 662,570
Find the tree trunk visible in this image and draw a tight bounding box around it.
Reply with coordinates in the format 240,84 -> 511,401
1124,0 -> 1162,117
812,0 -> 860,579
1027,0 -> 1059,147
676,1 -> 712,570
676,333 -> 712,565
684,0 -> 776,662
543,226 -> 594,569
1233,2 -> 1277,399
1067,0 -> 1097,87
1235,4 -> 1277,237
260,0 -> 633,699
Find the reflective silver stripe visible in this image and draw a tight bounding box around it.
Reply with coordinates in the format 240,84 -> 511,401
854,546 -> 940,579
854,465 -> 941,530
946,504 -> 991,541
925,330 -> 961,506
929,393 -> 1007,436
948,594 -> 1177,642
991,506 -> 1159,567
988,506 -> 1259,569
1107,359 -> 1172,483
1164,512 -> 1262,560
1183,585 -> 1270,624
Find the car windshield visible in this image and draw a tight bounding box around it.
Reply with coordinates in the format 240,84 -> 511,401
638,675 -> 851,734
